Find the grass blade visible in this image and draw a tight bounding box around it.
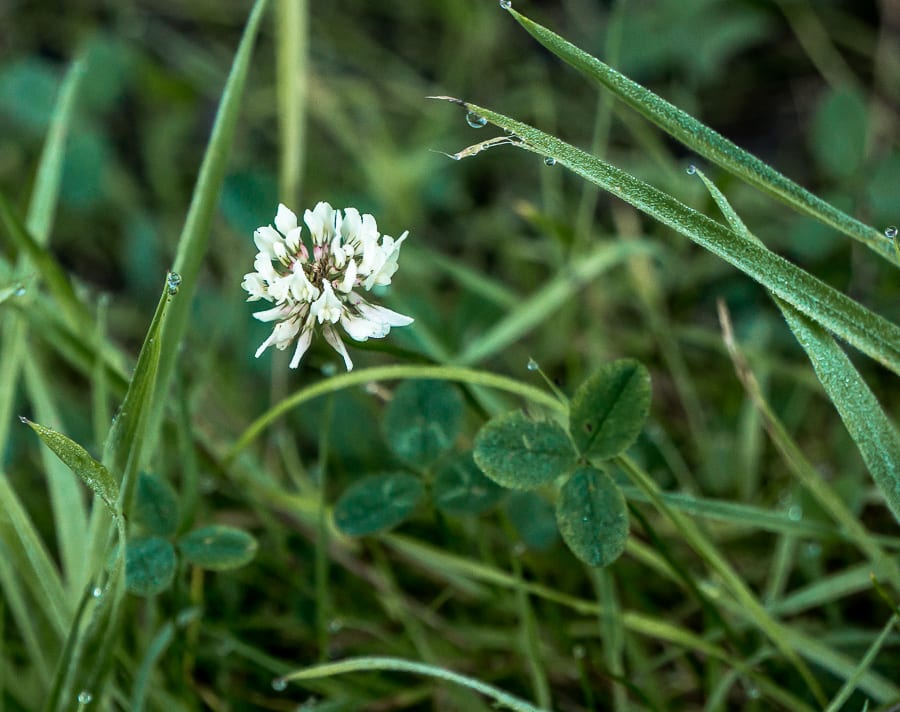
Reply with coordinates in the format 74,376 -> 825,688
692,166 -> 900,523
432,98 -> 900,376
504,8 -> 897,266
780,308 -> 900,522
456,240 -> 655,365
145,0 -> 270,453
281,656 -> 550,712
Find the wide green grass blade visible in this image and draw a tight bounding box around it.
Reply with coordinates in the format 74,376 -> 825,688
780,308 -> 900,522
456,240 -> 655,365
693,166 -> 900,523
434,98 -> 900,376
718,305 -> 900,591
504,7 -> 897,266
144,0 -> 269,453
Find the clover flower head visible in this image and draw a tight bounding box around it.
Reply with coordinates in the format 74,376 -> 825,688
242,202 -> 413,371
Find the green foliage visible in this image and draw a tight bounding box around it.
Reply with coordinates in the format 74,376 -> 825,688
126,537 -> 176,596
555,466 -> 628,568
810,87 -> 869,179
383,379 -> 463,467
569,359 -> 651,459
505,492 -> 559,552
333,473 -> 424,536
1,0 -> 897,708
21,418 -> 119,514
133,472 -> 179,537
177,525 -> 259,571
433,452 -> 504,515
473,410 -> 575,489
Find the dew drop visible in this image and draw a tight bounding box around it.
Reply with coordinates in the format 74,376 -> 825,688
272,677 -> 288,692
788,504 -> 802,522
686,164 -> 697,175
572,644 -> 586,659
166,272 -> 182,295
526,358 -> 539,371
14,286 -> 26,296
92,587 -> 103,598
465,111 -> 487,129
327,618 -> 343,633
298,697 -> 319,711
543,156 -> 557,166
500,0 -> 512,8
746,684 -> 761,699
512,542 -> 527,557
885,225 -> 898,239
77,690 -> 93,705
804,542 -> 822,559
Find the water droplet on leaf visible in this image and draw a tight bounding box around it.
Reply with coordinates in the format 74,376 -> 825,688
885,225 -> 898,239
500,0 -> 512,8
272,677 -> 288,692
77,691 -> 93,705
328,619 -> 343,633
788,505 -> 802,522
92,587 -> 103,598
572,644 -> 586,659
526,358 -> 539,371
544,157 -> 556,166
465,111 -> 487,129
686,165 -> 696,175
14,286 -> 26,296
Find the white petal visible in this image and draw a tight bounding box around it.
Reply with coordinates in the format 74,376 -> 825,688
310,282 -> 343,324
304,201 -> 336,245
252,305 -> 289,322
341,312 -> 379,341
254,225 -> 284,257
288,329 -> 314,369
323,325 -> 353,371
338,259 -> 357,293
285,226 -> 304,254
359,302 -> 414,328
241,273 -> 270,301
275,203 -> 298,235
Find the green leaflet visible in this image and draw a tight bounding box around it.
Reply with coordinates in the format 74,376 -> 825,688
504,8 -> 897,267
178,526 -> 258,571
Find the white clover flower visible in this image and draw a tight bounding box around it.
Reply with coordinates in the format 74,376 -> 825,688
242,201 -> 414,371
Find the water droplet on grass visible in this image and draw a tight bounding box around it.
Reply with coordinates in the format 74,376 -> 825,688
885,225 -> 898,239
686,165 -> 696,175
465,111 -> 487,129
92,587 -> 103,598
572,644 -> 586,659
788,505 -> 803,522
77,691 -> 93,705
500,0 -> 512,8
166,272 -> 182,295
544,156 -> 556,166
526,358 -> 539,371
272,677 -> 288,692
328,619 -> 343,633
14,286 -> 26,296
